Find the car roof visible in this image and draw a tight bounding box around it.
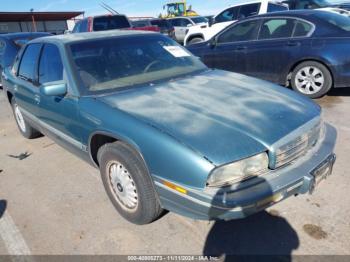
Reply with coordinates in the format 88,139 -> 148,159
250,9 -> 325,19
29,30 -> 156,45
227,0 -> 283,8
0,32 -> 51,40
87,14 -> 127,19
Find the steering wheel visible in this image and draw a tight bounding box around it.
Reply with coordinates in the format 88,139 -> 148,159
143,60 -> 161,73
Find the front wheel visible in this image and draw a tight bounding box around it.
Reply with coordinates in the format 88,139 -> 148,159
98,142 -> 163,224
291,61 -> 332,99
11,98 -> 41,139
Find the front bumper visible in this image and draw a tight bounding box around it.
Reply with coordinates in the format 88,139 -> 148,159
154,124 -> 337,220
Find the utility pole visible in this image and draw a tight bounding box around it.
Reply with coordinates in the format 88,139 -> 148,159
30,8 -> 37,32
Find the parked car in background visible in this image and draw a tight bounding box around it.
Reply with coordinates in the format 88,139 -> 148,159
184,0 -> 288,46
2,30 -> 336,224
189,10 -> 350,98
167,16 -> 208,43
0,32 -> 51,85
131,18 -> 176,39
282,0 -> 350,10
318,7 -> 350,16
72,14 -> 159,33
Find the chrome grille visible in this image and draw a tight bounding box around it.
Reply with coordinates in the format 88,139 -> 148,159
274,121 -> 322,168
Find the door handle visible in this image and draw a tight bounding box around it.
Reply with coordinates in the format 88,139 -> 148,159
286,41 -> 300,47
236,46 -> 247,51
34,94 -> 40,104
14,85 -> 18,93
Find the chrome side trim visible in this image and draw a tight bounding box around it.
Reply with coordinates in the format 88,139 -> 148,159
20,107 -> 87,152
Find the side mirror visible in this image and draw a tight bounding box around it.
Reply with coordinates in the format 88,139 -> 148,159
209,17 -> 214,27
209,37 -> 217,48
40,81 -> 67,96
187,24 -> 192,27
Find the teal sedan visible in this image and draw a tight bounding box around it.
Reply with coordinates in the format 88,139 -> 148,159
2,31 -> 336,224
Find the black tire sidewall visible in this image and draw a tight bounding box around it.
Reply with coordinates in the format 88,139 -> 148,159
99,142 -> 161,224
291,61 -> 332,99
189,37 -> 204,45
11,98 -> 38,139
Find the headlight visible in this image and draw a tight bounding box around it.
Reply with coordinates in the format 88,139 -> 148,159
207,153 -> 269,187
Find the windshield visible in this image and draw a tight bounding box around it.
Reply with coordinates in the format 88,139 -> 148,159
191,16 -> 208,24
316,11 -> 350,31
93,16 -> 131,31
70,35 -> 206,94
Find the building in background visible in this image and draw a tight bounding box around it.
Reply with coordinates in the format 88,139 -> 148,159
0,11 -> 84,34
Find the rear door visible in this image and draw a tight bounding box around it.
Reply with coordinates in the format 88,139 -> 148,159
13,43 -> 42,116
37,43 -> 82,149
244,18 -> 312,83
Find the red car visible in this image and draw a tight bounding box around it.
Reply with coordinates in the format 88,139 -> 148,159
72,14 -> 159,33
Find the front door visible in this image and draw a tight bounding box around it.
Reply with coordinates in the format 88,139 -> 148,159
204,19 -> 260,74
36,43 -> 83,151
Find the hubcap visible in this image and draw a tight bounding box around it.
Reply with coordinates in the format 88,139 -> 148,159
107,161 -> 138,210
14,104 -> 26,132
295,66 -> 324,95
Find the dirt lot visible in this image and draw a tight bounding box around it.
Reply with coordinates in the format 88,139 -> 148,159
0,87 -> 349,257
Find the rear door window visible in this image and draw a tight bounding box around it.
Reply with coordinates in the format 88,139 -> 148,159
215,7 -> 239,23
238,3 -> 261,19
72,20 -> 82,33
18,43 -> 42,82
179,18 -> 191,26
218,19 -> 259,43
0,40 -> 6,56
258,19 -> 294,39
93,16 -> 131,31
267,3 -> 289,12
0,40 -> 6,64
39,44 -> 63,84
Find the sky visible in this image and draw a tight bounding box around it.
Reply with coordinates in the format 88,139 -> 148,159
0,0 -> 235,17
0,0 -> 346,17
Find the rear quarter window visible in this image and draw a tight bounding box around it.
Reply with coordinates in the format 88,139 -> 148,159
293,20 -> 313,37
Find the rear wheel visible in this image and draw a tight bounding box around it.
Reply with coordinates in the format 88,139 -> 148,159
188,37 -> 204,45
291,61 -> 332,99
98,141 -> 163,224
11,98 -> 41,139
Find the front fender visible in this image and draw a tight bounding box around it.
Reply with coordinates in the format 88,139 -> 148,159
79,97 -> 214,189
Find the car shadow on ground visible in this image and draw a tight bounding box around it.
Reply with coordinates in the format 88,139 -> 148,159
0,200 -> 7,219
327,87 -> 350,97
203,178 -> 299,261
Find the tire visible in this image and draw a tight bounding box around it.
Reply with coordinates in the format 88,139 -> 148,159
98,141 -> 163,224
188,37 -> 204,45
291,61 -> 332,99
11,98 -> 41,139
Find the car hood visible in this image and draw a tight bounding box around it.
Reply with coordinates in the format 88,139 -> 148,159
98,70 -> 320,165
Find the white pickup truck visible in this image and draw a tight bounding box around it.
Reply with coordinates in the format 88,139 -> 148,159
184,0 -> 288,46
